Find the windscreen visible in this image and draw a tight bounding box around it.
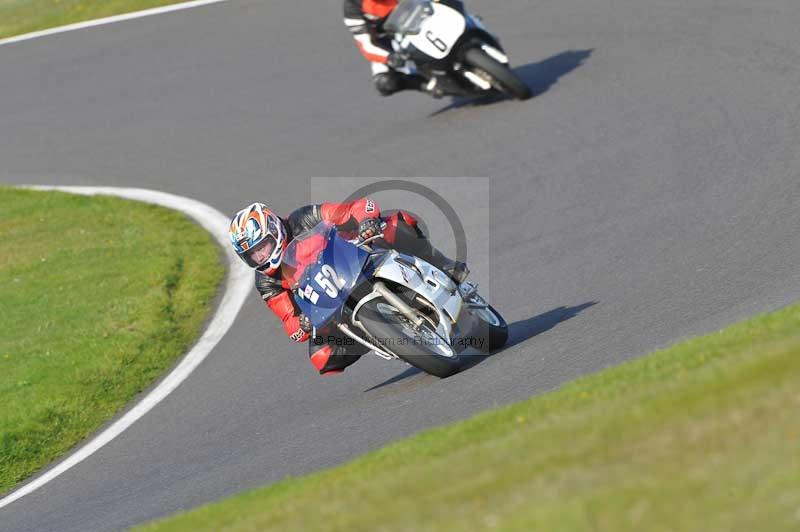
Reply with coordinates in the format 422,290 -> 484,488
383,0 -> 434,35
281,222 -> 333,288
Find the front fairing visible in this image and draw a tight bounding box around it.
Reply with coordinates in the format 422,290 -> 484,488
285,224 -> 372,328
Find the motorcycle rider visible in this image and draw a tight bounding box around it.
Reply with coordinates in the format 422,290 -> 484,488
229,198 -> 468,375
343,0 -> 437,96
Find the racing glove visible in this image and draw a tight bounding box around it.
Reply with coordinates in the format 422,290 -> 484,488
387,52 -> 407,70
358,217 -> 383,243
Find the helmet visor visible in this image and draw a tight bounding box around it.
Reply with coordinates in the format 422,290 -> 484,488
242,236 -> 276,269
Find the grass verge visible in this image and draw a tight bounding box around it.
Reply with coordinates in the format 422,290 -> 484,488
0,187 -> 223,495
0,0 -> 190,40
138,303 -> 800,531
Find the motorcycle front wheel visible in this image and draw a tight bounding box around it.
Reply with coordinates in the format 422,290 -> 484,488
463,47 -> 532,100
358,299 -> 462,378
469,300 -> 509,353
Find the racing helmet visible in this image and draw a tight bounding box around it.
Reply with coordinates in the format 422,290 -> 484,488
229,203 -> 286,272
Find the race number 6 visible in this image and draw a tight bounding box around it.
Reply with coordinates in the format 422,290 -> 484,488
425,31 -> 448,53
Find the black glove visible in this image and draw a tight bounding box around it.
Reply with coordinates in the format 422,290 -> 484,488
387,52 -> 406,70
358,218 -> 382,242
298,314 -> 313,334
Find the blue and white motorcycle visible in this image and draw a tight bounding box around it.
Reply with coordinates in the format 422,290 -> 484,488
384,0 -> 532,100
282,222 -> 508,378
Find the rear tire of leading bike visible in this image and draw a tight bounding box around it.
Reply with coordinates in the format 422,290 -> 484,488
463,47 -> 532,100
358,299 -> 462,378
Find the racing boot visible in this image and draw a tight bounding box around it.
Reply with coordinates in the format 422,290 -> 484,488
442,258 -> 470,285
427,246 -> 470,285
374,72 -> 432,97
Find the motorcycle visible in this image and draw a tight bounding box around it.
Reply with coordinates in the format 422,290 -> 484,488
383,0 -> 532,100
282,221 -> 508,378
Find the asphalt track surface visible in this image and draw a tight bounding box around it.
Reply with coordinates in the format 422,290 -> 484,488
1,1 -> 799,530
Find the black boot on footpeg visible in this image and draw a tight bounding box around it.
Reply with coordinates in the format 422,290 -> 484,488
442,261 -> 470,285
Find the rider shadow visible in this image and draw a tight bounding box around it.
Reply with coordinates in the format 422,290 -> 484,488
364,301 -> 597,391
428,49 -> 593,116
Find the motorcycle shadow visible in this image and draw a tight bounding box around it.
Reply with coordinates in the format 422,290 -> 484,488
428,49 -> 593,117
365,301 -> 597,391
458,301 -> 597,371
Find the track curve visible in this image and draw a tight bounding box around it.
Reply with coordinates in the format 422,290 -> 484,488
1,0 -> 799,530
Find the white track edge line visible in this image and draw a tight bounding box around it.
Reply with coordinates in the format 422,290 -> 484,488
0,0 -> 230,47
0,186 -> 250,510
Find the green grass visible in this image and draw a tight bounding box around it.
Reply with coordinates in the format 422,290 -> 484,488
0,0 -> 188,40
138,303 -> 800,532
0,187 -> 223,495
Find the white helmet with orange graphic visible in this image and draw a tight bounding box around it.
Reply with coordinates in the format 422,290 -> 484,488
229,203 -> 286,272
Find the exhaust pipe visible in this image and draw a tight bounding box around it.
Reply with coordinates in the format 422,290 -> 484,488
372,281 -> 426,327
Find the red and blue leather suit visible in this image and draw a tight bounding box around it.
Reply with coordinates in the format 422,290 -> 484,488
255,198 -> 458,375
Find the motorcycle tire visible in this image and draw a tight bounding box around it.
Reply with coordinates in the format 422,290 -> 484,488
358,299 -> 462,378
463,47 -> 532,100
471,303 -> 509,353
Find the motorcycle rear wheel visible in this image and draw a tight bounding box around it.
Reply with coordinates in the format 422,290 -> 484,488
463,47 -> 532,100
358,299 -> 463,378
